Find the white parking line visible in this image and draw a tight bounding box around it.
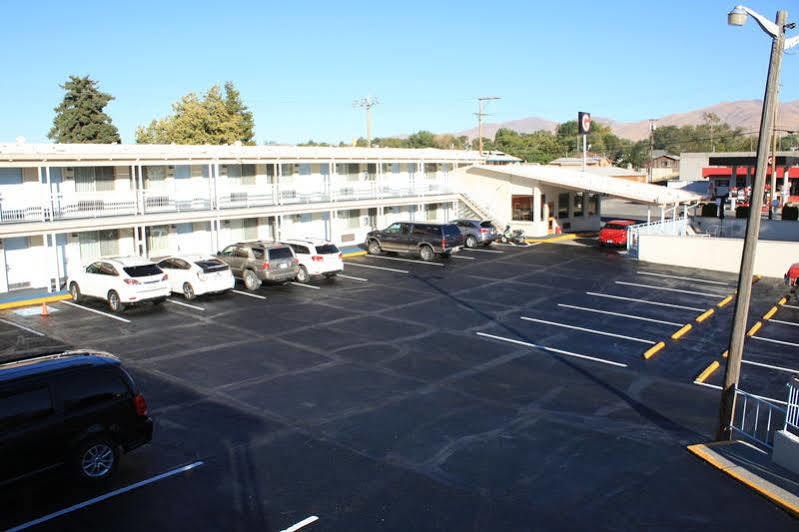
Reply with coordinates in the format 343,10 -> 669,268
784,304 -> 799,310
366,255 -> 445,267
232,290 -> 267,300
463,247 -> 503,254
451,255 -> 475,260
344,262 -> 408,274
7,461 -> 204,531
691,381 -> 787,405
770,319 -> 799,327
281,516 -> 320,532
59,300 -> 131,323
338,274 -> 368,282
291,282 -> 320,290
586,292 -> 705,312
476,332 -> 627,367
520,316 -> 656,344
742,359 -> 799,374
750,336 -> 799,348
166,299 -> 205,311
0,317 -> 45,336
615,281 -> 726,298
557,303 -> 683,326
636,271 -> 731,286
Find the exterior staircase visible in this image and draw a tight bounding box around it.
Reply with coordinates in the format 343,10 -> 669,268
457,193 -> 505,229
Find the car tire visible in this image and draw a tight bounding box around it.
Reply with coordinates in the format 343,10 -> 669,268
368,239 -> 381,255
297,266 -> 310,283
182,282 -> 195,300
107,290 -> 125,313
441,251 -> 452,259
243,270 -> 261,291
419,245 -> 434,261
465,235 -> 477,248
74,436 -> 119,483
70,282 -> 81,302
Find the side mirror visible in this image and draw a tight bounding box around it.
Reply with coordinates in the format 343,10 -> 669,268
215,251 -> 221,256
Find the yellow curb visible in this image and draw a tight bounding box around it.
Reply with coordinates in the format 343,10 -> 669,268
687,443 -> 799,517
779,296 -> 788,306
696,308 -> 715,323
0,294 -> 72,310
717,295 -> 733,308
695,360 -> 720,383
342,251 -> 367,258
643,341 -> 666,360
763,306 -> 779,320
752,275 -> 762,284
671,323 -> 693,340
723,349 -> 729,358
747,321 -> 762,336
525,234 -> 577,243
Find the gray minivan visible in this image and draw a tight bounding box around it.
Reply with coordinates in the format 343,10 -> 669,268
217,241 -> 299,290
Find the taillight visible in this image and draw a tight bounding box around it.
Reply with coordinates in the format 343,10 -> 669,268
480,228 -> 489,233
133,394 -> 148,416
292,258 -> 299,265
441,238 -> 446,249
261,261 -> 269,270
312,255 -> 324,262
124,278 -> 140,285
162,274 -> 168,281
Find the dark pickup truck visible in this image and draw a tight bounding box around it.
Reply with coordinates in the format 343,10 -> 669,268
365,222 -> 464,261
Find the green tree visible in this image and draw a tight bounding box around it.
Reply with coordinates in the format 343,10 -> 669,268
223,81 -> 255,145
407,130 -> 436,148
48,75 -> 120,143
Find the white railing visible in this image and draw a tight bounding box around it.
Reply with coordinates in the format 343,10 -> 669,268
0,190 -> 45,223
53,191 -> 137,219
731,389 -> 786,449
141,189 -> 212,213
626,217 -> 689,257
217,185 -> 276,209
786,377 -> 799,432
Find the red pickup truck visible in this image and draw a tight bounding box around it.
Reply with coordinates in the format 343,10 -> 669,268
786,262 -> 799,301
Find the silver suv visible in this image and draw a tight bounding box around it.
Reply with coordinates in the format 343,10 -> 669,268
216,241 -> 299,290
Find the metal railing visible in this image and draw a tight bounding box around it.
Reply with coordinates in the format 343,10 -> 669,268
786,377 -> 799,431
626,217 -> 689,257
731,388 -> 786,449
53,191 -> 137,219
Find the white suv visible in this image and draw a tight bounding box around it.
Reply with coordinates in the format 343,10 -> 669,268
67,256 -> 170,313
156,255 -> 235,300
282,239 -> 343,283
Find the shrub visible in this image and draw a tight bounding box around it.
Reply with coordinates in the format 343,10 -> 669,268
701,203 -> 718,217
736,206 -> 750,219
782,205 -> 799,221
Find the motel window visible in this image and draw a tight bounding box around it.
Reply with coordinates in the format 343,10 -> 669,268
75,167 -> 114,192
573,193 -> 584,217
281,164 -> 298,177
511,195 -> 533,222
143,166 -> 167,191
424,163 -> 438,177
147,225 -> 170,254
79,230 -> 120,260
558,193 -> 569,219
241,164 -> 256,185
298,164 -> 311,176
588,194 -> 599,216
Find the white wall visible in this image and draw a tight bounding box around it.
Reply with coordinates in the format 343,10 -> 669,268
638,234 -> 799,278
691,216 -> 799,242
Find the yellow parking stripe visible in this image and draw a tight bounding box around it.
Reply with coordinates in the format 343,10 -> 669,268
695,360 -> 720,383
0,293 -> 72,310
763,306 -> 779,320
747,321 -> 762,336
642,341 -> 666,360
778,296 -> 787,306
671,323 -> 693,340
342,250 -> 367,258
717,295 -> 733,308
696,308 -> 715,323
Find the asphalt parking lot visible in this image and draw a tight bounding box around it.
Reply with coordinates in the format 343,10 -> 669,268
1,241 -> 797,530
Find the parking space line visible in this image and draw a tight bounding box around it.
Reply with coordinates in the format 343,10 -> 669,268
344,262 -> 408,274
0,317 -> 46,337
520,316 -> 656,344
692,381 -> 788,406
232,290 -> 267,300
281,516 -> 320,532
587,292 -> 705,312
365,255 -> 445,267
557,303 -> 683,326
338,274 -> 368,282
742,359 -> 799,374
636,271 -> 731,286
475,332 -> 627,367
770,319 -> 799,327
751,336 -> 799,348
615,281 -> 726,298
166,299 -> 205,311
7,461 -> 204,531
290,282 -> 320,290
783,304 -> 799,310
59,300 -> 131,323
451,255 -> 475,260
463,248 -> 503,254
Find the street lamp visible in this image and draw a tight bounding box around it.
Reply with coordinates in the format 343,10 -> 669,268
717,6 -> 797,440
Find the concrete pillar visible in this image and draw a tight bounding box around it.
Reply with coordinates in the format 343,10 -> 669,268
51,232 -> 60,291
533,186 -> 542,223
0,244 -> 7,293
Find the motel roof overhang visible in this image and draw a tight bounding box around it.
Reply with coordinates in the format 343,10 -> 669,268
469,165 -> 703,206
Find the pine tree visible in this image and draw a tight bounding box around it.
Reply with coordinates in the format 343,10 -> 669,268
223,81 -> 255,145
48,75 -> 120,144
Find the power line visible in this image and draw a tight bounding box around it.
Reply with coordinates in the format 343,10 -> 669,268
353,96 -> 379,147
474,96 -> 500,155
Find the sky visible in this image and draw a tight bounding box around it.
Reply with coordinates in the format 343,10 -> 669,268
2,0 -> 799,145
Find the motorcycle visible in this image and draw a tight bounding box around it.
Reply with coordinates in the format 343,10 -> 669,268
498,225 -> 528,246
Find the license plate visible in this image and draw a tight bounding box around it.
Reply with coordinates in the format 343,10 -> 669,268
280,263 -> 287,269
605,240 -> 614,244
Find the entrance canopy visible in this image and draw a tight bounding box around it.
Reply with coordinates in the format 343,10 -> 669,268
472,165 -> 703,206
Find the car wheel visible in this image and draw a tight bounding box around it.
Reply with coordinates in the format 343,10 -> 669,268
368,239 -> 381,255
107,291 -> 125,313
297,266 -> 310,283
243,270 -> 261,291
465,235 -> 477,248
70,282 -> 81,302
420,245 -> 434,261
182,282 -> 195,300
74,436 -> 119,482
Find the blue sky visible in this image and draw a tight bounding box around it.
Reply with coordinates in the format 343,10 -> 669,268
2,0 -> 799,144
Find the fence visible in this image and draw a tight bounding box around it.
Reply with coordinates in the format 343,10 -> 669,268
626,217 -> 689,258
730,382 -> 799,450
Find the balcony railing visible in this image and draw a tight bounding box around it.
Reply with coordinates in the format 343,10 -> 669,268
142,190 -> 212,213
0,190 -> 45,223
53,191 -> 137,219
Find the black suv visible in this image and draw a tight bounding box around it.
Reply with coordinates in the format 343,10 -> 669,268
0,350 -> 153,486
365,222 -> 464,261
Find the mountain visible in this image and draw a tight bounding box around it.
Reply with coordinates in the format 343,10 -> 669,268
455,100 -> 799,141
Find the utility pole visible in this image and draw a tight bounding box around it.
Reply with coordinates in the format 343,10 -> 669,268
769,91 -> 780,219
717,9 -> 787,440
648,119 -> 657,184
475,96 -> 500,155
354,96 -> 379,147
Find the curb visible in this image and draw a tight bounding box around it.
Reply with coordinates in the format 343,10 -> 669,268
671,323 -> 693,340
717,295 -> 733,308
694,360 -> 720,383
642,341 -> 666,360
747,321 -> 763,336
0,292 -> 72,310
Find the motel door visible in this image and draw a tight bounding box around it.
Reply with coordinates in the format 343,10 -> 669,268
4,237 -> 30,290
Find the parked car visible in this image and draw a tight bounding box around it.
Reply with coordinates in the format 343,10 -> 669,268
216,241 -> 299,290
281,239 -> 343,283
68,257 -> 170,313
598,220 -> 636,247
786,262 -> 799,301
0,350 -> 153,486
365,222 -> 464,261
451,219 -> 497,248
156,255 -> 235,300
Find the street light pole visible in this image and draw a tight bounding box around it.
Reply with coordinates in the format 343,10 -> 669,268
717,7 -> 787,440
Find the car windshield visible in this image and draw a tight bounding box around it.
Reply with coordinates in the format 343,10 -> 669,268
195,259 -> 229,273
479,221 -> 494,228
123,264 -> 162,277
604,224 -> 629,230
269,247 -> 293,260
316,244 -> 339,254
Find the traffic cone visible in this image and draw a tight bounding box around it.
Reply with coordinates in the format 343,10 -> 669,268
41,302 -> 49,317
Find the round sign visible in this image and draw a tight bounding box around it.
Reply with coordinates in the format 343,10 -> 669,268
581,114 -> 591,134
